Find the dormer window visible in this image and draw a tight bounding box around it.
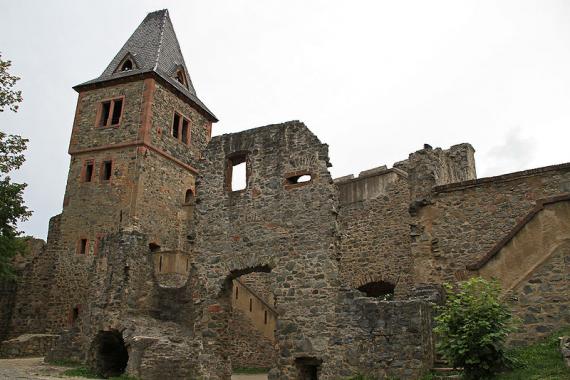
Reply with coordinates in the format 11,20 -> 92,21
121,59 -> 133,71
175,69 -> 187,86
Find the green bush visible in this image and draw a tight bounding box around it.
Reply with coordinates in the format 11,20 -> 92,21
434,277 -> 514,380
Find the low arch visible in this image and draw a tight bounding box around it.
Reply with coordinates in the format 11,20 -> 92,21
90,330 -> 129,378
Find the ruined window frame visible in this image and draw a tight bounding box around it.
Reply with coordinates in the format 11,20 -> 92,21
184,188 -> 195,205
93,234 -> 105,256
171,111 -> 191,146
225,151 -> 250,193
283,170 -> 314,190
95,96 -> 125,128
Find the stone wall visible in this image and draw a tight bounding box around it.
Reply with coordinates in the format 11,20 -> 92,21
506,240 -> 570,344
0,334 -> 59,358
228,309 -> 277,370
411,163 -> 570,285
333,290 -> 434,379
337,169 -> 413,297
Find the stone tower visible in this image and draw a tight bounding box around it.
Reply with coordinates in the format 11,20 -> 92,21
47,9 -> 217,331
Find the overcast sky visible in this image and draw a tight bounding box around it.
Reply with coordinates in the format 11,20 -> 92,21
2,0 -> 570,239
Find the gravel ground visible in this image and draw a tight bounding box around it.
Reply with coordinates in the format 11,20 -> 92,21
0,357 -> 268,379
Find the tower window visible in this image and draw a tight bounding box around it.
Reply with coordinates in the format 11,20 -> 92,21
101,160 -> 113,181
83,160 -> 94,182
171,112 -> 191,145
77,238 -> 88,255
121,59 -> 133,71
97,97 -> 124,127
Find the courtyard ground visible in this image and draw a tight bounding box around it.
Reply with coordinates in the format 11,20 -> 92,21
0,357 -> 268,379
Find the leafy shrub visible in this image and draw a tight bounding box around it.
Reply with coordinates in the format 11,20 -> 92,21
434,277 -> 514,380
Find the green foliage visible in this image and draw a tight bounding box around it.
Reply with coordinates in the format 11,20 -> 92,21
0,132 -> 31,279
0,54 -> 30,280
233,367 -> 270,374
62,366 -> 101,378
434,277 -> 514,380
0,53 -> 23,113
495,327 -> 570,380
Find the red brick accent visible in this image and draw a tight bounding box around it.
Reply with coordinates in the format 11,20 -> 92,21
140,78 -> 155,144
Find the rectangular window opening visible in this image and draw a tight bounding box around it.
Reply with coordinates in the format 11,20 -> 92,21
249,298 -> 252,312
231,161 -> 247,191
172,113 -> 180,138
84,161 -> 94,182
101,161 -> 113,181
181,119 -> 189,145
78,239 -> 87,255
159,255 -> 163,273
100,101 -> 111,127
264,310 -> 268,324
111,99 -> 123,125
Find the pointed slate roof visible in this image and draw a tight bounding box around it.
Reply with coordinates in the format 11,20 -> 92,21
74,10 -> 217,121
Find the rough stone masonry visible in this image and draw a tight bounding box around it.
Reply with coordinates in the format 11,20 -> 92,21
1,8 -> 569,380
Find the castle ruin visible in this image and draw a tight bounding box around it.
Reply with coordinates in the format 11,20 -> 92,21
0,9 -> 568,380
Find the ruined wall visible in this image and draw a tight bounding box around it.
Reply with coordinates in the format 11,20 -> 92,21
337,169 -> 413,297
193,121 -> 342,378
333,291 -> 434,379
411,163 -> 570,284
6,221 -> 59,337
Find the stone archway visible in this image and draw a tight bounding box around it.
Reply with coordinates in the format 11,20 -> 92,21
89,330 -> 129,378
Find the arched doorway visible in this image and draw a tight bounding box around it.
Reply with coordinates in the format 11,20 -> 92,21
90,330 -> 129,378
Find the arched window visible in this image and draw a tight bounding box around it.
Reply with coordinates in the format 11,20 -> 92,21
120,59 -> 133,71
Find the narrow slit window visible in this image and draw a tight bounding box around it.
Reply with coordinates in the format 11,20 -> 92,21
172,113 -> 180,138
184,189 -> 194,204
181,119 -> 189,145
100,101 -> 111,127
78,239 -> 88,255
111,99 -> 123,125
249,298 -> 252,312
84,161 -> 94,182
264,310 -> 268,324
235,286 -> 239,299
101,161 -> 113,181
159,255 -> 163,272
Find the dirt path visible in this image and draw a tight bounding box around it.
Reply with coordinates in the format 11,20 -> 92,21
0,357 -> 268,379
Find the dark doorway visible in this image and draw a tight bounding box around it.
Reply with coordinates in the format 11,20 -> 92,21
295,357 -> 322,380
91,330 -> 128,378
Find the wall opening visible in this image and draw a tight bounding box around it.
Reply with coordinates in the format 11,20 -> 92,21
84,161 -> 94,182
184,188 -> 194,204
295,357 -> 322,380
121,59 -> 133,71
78,239 -> 88,255
357,281 -> 395,300
101,161 -> 113,181
225,153 -> 248,192
91,330 -> 129,378
286,174 -> 312,185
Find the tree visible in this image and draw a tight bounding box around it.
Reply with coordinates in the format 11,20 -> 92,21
434,277 -> 514,380
0,52 -> 30,279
